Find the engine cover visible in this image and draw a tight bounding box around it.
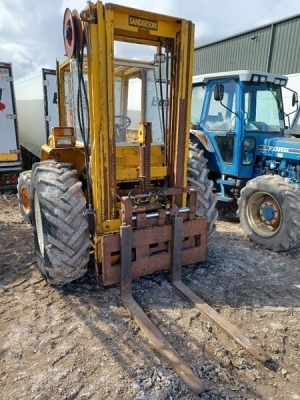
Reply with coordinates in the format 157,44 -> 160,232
259,137 -> 300,161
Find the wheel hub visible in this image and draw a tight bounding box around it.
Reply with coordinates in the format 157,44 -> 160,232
20,185 -> 30,214
247,191 -> 282,238
259,199 -> 280,227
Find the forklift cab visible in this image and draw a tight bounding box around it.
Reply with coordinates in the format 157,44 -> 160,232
62,58 -> 166,146
113,59 -> 165,145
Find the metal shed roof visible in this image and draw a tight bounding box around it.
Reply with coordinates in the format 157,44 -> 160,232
194,14 -> 300,76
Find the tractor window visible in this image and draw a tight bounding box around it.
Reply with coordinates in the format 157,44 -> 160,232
204,81 -> 236,131
244,83 -> 283,132
291,109 -> 300,132
191,84 -> 206,128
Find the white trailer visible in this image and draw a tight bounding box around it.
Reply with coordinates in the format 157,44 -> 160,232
14,69 -> 59,170
0,62 -> 22,191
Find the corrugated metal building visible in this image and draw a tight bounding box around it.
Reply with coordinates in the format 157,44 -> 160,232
194,14 -> 300,76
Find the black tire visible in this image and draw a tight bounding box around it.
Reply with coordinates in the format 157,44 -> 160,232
238,175 -> 300,251
187,143 -> 218,242
17,170 -> 32,224
32,155 -> 40,165
31,161 -> 90,284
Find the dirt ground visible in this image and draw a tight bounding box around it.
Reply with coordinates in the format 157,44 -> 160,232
1,193 -> 300,400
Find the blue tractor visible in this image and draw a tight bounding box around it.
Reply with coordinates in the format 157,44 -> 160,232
190,70 -> 300,251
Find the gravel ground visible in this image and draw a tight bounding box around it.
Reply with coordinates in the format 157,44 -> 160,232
1,194 -> 299,400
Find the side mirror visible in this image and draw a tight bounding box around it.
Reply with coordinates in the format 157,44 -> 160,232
292,92 -> 298,107
214,83 -> 224,102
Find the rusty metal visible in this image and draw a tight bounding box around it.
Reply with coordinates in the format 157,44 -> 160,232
121,197 -> 133,225
139,145 -> 146,185
120,224 -> 132,298
170,217 -> 271,364
102,217 -> 207,286
136,213 -> 147,229
119,187 -> 198,229
171,216 -> 183,283
188,190 -> 196,220
133,202 -> 162,213
120,224 -> 206,394
126,186 -> 191,199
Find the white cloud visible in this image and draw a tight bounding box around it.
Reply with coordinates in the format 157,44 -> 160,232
0,0 -> 298,79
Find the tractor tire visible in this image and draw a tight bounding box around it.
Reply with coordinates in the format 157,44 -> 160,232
31,161 -> 90,284
187,143 -> 218,242
17,170 -> 32,224
238,175 -> 300,251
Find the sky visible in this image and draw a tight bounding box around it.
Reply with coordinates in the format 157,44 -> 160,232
0,0 -> 299,80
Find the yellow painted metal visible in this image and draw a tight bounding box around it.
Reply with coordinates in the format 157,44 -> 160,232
137,123 -> 146,143
116,167 -> 167,181
181,21 -> 195,190
0,153 -> 18,161
88,19 -> 105,229
40,144 -> 86,174
116,145 -> 163,156
108,4 -> 179,40
102,219 -> 121,232
105,6 -> 117,221
87,2 -> 116,231
116,154 -> 163,167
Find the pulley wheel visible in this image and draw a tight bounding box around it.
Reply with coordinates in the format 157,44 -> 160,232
72,9 -> 84,51
63,8 -> 84,59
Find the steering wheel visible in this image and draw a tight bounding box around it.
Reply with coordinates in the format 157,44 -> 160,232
115,115 -> 131,130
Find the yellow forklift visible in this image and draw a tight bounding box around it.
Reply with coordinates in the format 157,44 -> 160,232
19,2 -> 272,393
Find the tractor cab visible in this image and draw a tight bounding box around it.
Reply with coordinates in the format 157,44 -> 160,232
191,70 -> 299,201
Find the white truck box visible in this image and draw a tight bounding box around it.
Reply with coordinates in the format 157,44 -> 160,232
0,62 -> 22,191
14,68 -> 59,170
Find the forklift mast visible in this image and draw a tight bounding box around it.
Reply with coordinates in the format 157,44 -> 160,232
56,2 -> 209,287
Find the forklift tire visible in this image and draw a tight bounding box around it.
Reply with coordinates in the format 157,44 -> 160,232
188,143 -> 218,242
17,170 -> 32,225
238,175 -> 300,251
31,161 -> 90,284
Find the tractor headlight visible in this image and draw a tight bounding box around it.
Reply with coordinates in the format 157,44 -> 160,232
251,74 -> 267,83
242,138 -> 256,165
